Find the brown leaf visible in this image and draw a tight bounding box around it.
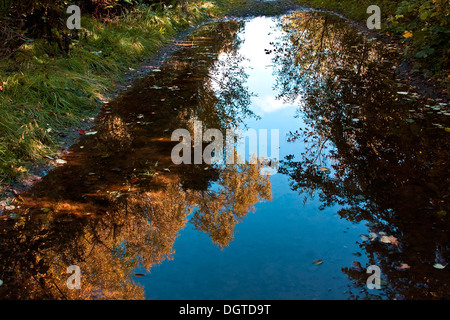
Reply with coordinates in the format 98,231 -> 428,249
130,177 -> 139,184
396,263 -> 410,270
380,235 -> 399,246
351,261 -> 364,272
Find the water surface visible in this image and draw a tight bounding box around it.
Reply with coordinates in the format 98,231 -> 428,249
0,10 -> 448,300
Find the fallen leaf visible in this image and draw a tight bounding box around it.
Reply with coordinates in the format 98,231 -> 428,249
134,273 -> 146,277
396,263 -> 410,270
85,131 -> 97,135
78,129 -> 85,135
319,167 -> 330,173
380,235 -> 399,246
433,263 -> 447,270
360,234 -> 369,241
352,261 -> 364,271
55,159 -> 67,164
403,30 -> 413,38
312,259 -> 323,265
130,177 -> 139,184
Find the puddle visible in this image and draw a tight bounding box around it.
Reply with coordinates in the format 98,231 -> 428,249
0,11 -> 448,300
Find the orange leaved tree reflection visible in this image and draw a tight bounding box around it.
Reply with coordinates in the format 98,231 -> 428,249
0,20 -> 272,299
189,157 -> 272,249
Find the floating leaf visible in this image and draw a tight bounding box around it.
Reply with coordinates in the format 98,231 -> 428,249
380,235 -> 399,246
396,263 -> 410,270
318,167 -> 330,173
134,273 -> 146,277
312,259 -> 323,265
352,261 -> 364,271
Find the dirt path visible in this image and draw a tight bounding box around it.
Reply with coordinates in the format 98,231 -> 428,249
1,0 -> 447,209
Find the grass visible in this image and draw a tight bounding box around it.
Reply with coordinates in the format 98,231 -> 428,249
1,0 -> 447,185
0,0 -> 237,185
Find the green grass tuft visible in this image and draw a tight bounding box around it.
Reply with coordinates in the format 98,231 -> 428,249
0,0 -> 230,184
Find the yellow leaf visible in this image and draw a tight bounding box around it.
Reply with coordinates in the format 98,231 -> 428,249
403,30 -> 413,38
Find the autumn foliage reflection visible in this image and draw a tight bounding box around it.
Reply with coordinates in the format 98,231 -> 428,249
0,20 -> 272,299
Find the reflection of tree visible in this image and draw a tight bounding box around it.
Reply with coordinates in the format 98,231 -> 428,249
0,157 -> 272,299
0,20 -> 272,299
190,157 -> 272,249
275,12 -> 449,299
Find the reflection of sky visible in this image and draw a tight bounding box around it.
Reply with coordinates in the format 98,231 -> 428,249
135,17 -> 370,300
233,17 -> 305,164
239,17 -> 301,117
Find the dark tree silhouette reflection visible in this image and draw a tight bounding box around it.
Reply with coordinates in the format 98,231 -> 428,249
274,12 -> 449,299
